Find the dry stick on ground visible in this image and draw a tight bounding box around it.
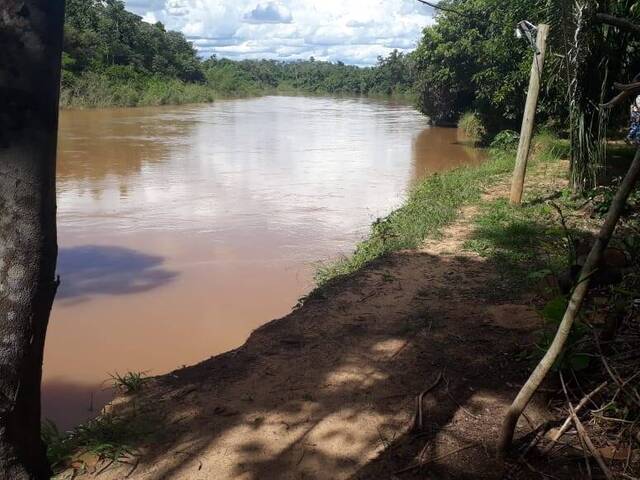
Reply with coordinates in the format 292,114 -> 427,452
560,372 -> 593,479
560,372 -> 614,480
394,443 -> 478,475
498,147 -> 640,459
413,371 -> 443,431
595,333 -> 640,408
543,381 -> 608,454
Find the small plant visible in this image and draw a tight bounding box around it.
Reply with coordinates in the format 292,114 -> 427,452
42,419 -> 75,470
382,272 -> 395,282
535,295 -> 591,371
490,130 -> 519,150
458,112 -> 487,144
42,409 -> 158,472
586,178 -> 640,217
110,371 -> 147,394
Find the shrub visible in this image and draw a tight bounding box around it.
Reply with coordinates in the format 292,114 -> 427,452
491,130 -> 520,150
458,112 -> 487,144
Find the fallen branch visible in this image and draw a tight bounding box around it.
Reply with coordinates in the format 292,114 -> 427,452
595,334 -> 640,409
394,443 -> 477,475
560,372 -> 594,479
570,405 -> 613,480
499,147 -> 640,459
543,381 -> 608,454
413,371 -> 443,431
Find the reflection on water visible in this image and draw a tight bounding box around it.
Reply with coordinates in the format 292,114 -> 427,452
45,96 -> 485,429
57,246 -> 177,301
412,127 -> 484,179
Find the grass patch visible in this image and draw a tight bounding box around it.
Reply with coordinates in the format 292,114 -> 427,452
110,371 -> 147,394
315,146 -> 517,284
463,132 -> 574,289
43,408 -> 159,472
44,371 -> 154,473
463,197 -> 570,286
315,134 -> 568,286
458,111 -> 486,144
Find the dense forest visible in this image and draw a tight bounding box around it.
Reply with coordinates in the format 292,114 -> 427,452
61,0 -> 414,107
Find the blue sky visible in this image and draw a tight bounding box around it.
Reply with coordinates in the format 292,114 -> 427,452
124,0 -> 436,66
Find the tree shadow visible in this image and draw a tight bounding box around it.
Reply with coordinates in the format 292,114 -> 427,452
65,246 -> 582,480
56,245 -> 177,302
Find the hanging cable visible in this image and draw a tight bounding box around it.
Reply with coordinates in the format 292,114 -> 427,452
415,0 -> 510,30
415,0 -> 476,19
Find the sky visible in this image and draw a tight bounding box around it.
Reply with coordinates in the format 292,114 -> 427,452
124,0 -> 437,66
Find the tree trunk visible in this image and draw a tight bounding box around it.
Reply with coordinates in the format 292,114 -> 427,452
568,2 -> 605,193
0,2 -> 64,478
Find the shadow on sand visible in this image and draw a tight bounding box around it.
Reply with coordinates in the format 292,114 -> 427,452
67,242 -> 581,480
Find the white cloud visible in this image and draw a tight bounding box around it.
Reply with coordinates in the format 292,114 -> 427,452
125,0 -> 435,65
243,2 -> 292,24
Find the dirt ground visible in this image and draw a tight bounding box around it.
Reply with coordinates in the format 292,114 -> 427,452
62,174 -> 583,480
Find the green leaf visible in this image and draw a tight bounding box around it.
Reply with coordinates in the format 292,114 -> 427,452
569,353 -> 590,371
541,296 -> 568,324
527,268 -> 553,280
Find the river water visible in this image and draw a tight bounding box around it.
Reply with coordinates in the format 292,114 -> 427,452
44,96 -> 484,429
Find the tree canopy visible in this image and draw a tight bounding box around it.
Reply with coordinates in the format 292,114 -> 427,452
63,0 -> 203,83
61,0 -> 415,107
412,0 -> 551,129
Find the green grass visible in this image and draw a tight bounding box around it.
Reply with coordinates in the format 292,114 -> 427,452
315,134 -> 569,286
110,371 -> 147,394
43,370 -> 152,472
463,197 -> 570,285
458,111 -> 486,144
43,409 -> 158,471
315,146 -> 517,284
462,132 -> 574,287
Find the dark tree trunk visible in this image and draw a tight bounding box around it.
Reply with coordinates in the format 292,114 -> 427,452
0,1 -> 64,478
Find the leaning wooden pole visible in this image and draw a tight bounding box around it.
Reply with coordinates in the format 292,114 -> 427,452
509,23 -> 550,204
499,147 -> 640,458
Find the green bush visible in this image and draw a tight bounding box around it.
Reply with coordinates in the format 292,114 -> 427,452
491,130 -> 520,150
458,112 -> 487,144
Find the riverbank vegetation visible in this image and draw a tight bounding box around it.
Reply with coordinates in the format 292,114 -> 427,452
315,133 -> 564,285
47,121 -> 640,479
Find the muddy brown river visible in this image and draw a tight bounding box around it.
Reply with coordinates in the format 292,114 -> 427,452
44,96 -> 484,429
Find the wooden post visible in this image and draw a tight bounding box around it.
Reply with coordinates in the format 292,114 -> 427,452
509,23 -> 550,204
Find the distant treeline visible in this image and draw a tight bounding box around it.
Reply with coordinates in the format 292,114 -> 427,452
61,0 -> 414,108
